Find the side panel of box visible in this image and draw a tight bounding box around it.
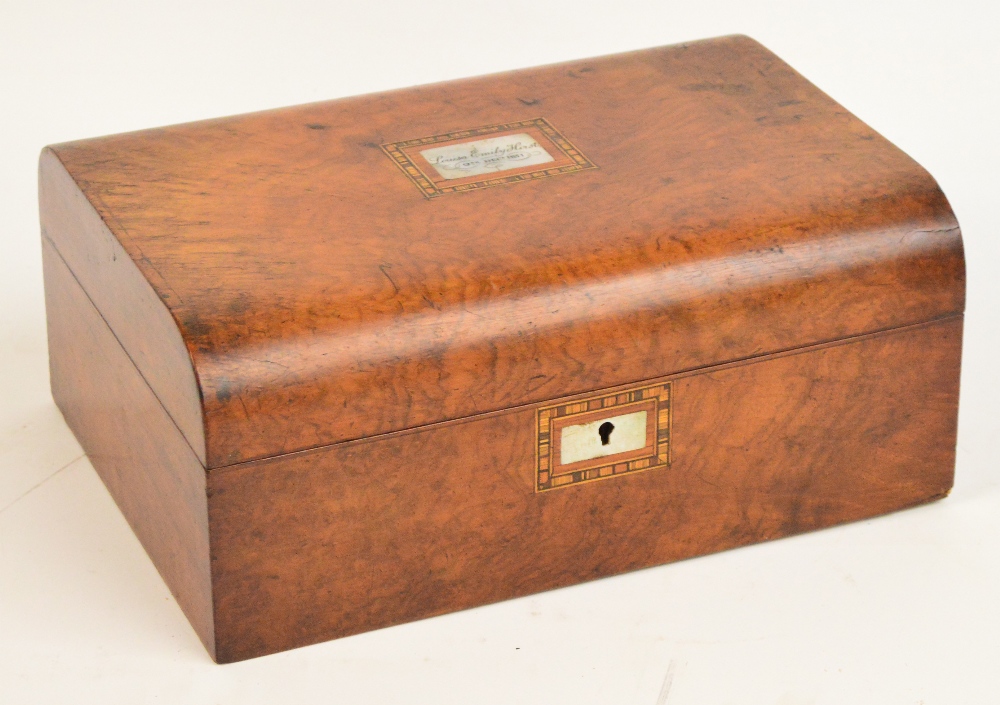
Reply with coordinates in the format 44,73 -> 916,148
208,316 -> 961,662
39,149 -> 206,464
42,238 -> 215,658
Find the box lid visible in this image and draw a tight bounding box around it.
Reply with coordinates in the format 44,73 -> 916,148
40,35 -> 965,468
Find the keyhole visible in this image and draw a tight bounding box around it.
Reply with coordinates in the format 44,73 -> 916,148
599,421 -> 615,446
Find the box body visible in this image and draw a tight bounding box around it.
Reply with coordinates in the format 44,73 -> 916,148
40,36 -> 964,662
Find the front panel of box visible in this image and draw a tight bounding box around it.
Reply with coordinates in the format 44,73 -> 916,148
206,318 -> 960,662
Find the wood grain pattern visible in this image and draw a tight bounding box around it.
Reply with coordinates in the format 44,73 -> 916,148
42,239 -> 215,657
207,317 -> 961,662
40,35 -> 966,662
43,35 -> 964,467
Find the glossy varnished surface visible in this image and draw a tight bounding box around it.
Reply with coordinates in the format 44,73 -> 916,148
40,35 -> 966,663
207,318 -> 961,662
46,237 -> 962,661
42,35 -> 964,467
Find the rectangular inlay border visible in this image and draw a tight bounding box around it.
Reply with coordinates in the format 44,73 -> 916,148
535,382 -> 672,492
381,118 -> 597,198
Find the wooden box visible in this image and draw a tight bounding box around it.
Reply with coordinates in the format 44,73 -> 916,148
40,35 -> 964,662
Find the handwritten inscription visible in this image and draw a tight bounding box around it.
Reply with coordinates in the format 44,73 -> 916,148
419,133 -> 554,180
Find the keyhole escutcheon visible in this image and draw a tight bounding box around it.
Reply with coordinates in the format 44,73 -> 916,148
599,421 -> 615,446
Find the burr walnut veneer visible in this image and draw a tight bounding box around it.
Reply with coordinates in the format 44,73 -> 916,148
40,36 -> 964,662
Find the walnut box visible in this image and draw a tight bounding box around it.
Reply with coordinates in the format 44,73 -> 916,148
40,35 -> 965,662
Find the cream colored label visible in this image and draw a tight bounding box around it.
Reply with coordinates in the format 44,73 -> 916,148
419,133 -> 554,180
559,410 -> 648,466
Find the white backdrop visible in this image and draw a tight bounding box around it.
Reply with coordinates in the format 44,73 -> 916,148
1,1 -> 997,703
